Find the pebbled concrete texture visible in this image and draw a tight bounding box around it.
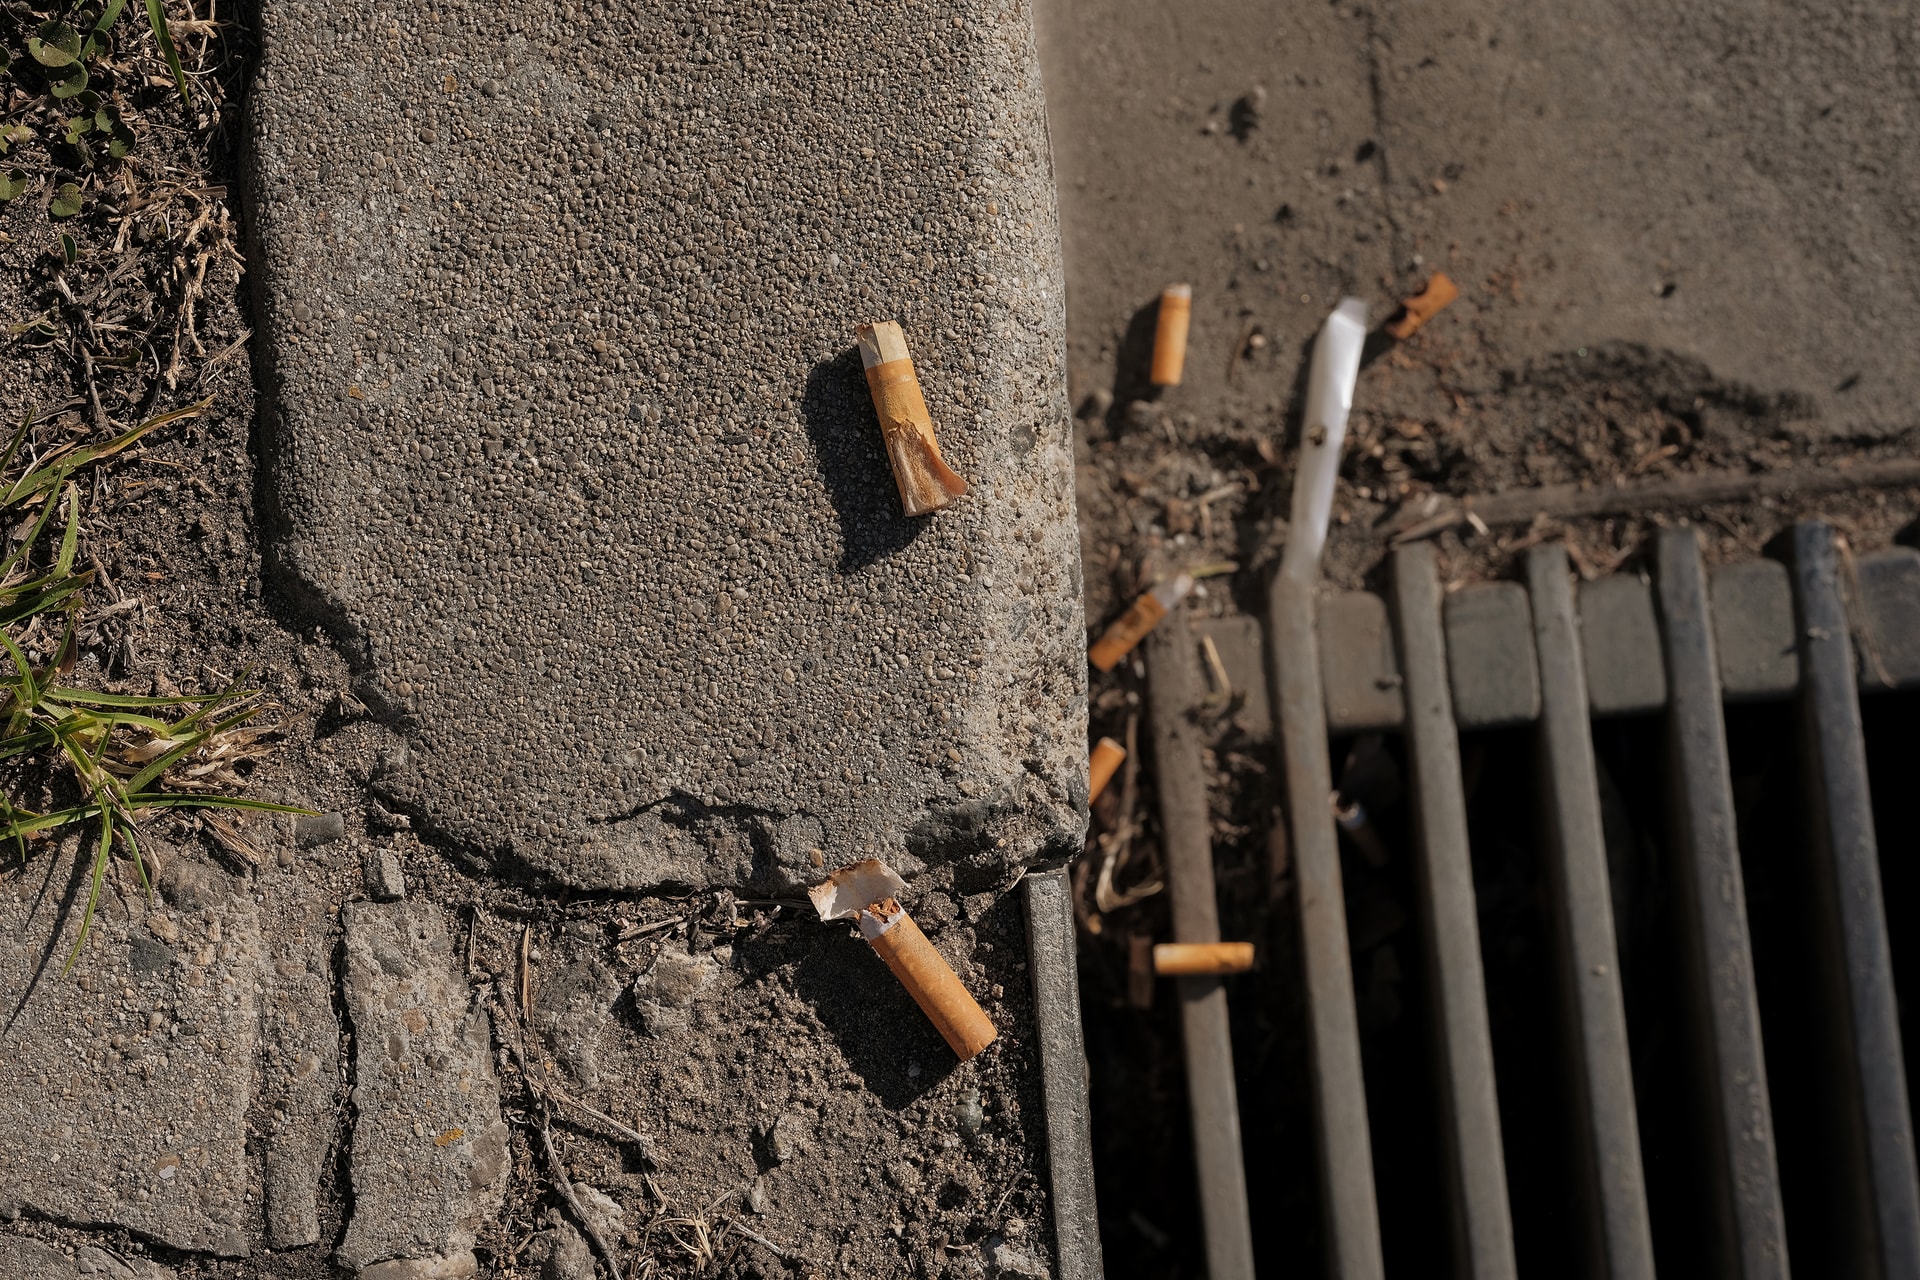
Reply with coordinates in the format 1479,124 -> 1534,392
0,848 -> 258,1258
336,900 -> 509,1275
256,848 -> 344,1251
245,0 -> 1086,892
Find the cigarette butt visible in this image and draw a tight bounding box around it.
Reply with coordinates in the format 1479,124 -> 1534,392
1088,737 -> 1127,805
1150,285 -> 1192,387
810,859 -> 998,1061
1089,573 -> 1193,672
855,321 -> 969,516
1153,942 -> 1256,976
1385,271 -> 1458,340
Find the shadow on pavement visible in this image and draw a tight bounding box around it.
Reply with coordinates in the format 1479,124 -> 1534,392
802,349 -> 926,574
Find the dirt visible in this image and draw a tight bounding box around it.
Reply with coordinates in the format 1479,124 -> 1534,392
1033,0 -> 1920,1273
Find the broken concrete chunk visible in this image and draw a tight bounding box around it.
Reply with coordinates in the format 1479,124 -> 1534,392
638,945 -> 720,1008
0,844 -> 257,1258
356,1254 -> 479,1280
259,874 -> 343,1250
522,1224 -> 593,1280
769,1112 -> 812,1164
336,901 -> 509,1275
572,1183 -> 625,1240
984,1235 -> 1051,1280
0,1237 -> 78,1280
534,948 -> 623,1090
75,1247 -> 176,1279
364,846 -> 406,901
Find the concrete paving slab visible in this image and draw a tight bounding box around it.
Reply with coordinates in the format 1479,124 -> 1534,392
257,851 -> 343,1251
0,848 -> 258,1257
336,900 -> 509,1276
246,0 -> 1084,891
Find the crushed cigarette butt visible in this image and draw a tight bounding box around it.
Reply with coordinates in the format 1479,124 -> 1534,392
1153,942 -> 1256,976
856,321 -> 969,516
1089,573 -> 1193,672
1385,272 -> 1458,340
811,859 -> 998,1061
1088,737 -> 1126,805
1150,284 -> 1192,387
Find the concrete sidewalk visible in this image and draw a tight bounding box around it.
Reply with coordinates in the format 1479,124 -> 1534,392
247,0 -> 1085,895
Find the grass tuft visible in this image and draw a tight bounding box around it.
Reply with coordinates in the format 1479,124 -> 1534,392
0,401 -> 310,970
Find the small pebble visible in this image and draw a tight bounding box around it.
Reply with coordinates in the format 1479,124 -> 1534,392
955,1087 -> 984,1136
294,811 -> 345,848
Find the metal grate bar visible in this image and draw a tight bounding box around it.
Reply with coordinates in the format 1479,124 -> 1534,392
1786,521 -> 1920,1278
1526,545 -> 1657,1279
1389,543 -> 1519,1279
1023,867 -> 1106,1280
1652,527 -> 1789,1277
1146,624 -> 1257,1280
1270,573 -> 1387,1279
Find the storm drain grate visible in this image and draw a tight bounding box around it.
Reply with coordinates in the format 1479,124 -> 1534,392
1141,520 -> 1920,1278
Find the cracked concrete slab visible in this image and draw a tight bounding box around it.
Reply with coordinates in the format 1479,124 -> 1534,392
0,847 -> 258,1258
257,848 -> 344,1250
336,900 -> 509,1275
246,0 -> 1085,891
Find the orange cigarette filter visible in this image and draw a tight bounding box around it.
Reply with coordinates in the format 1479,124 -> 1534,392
1089,573 -> 1194,672
856,321 -> 969,516
1153,941 -> 1256,976
1087,737 -> 1127,804
811,860 -> 998,1061
1150,284 -> 1192,387
1385,272 -> 1459,340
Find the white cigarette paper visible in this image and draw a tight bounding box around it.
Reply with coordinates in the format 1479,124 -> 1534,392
810,859 -> 998,1060
1279,297 -> 1368,584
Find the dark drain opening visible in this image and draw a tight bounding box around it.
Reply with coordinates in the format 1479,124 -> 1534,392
1462,726 -> 1583,1275
1334,732 -> 1451,1277
1592,713 -> 1715,1278
1863,689 -> 1920,1113
1729,696 -> 1839,1273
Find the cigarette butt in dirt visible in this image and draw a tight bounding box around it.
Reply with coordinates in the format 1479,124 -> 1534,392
855,321 -> 969,517
810,859 -> 998,1061
1153,942 -> 1256,976
1087,737 -> 1127,805
1089,573 -> 1194,672
1150,284 -> 1193,387
1385,272 -> 1458,340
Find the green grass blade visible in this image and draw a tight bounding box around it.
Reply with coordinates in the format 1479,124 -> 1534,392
124,794 -> 316,817
0,630 -> 39,713
0,411 -> 34,483
63,807 -> 111,974
0,804 -> 102,840
142,0 -> 190,109
43,687 -> 215,709
0,488 -> 69,583
8,398 -> 210,505
0,575 -> 92,629
54,481 -> 80,577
